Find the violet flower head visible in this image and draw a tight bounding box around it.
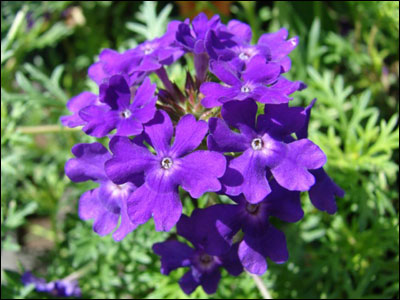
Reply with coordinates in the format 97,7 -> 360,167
105,111 -> 226,231
153,214 -> 243,295
65,142 -> 142,241
76,75 -> 157,138
200,56 -> 305,108
191,180 -> 303,275
21,272 -> 81,297
208,99 -> 327,203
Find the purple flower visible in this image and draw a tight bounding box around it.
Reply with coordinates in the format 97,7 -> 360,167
176,13 -> 235,82
153,214 -> 243,295
21,272 -> 81,297
188,180 -> 303,275
61,91 -> 99,128
65,142 -> 142,241
88,49 -> 146,86
105,111 -> 226,231
257,28 -> 299,73
77,75 -> 157,138
208,99 -> 327,203
295,99 -> 345,214
200,56 -> 304,108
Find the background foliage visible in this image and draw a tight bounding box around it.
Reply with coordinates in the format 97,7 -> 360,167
1,1 -> 399,299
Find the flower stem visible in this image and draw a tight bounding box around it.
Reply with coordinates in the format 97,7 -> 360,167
249,273 -> 272,299
17,125 -> 80,134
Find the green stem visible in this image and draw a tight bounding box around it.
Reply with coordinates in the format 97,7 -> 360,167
249,273 -> 272,299
17,125 -> 81,134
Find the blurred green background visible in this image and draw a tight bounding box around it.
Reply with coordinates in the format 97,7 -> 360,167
1,1 -> 399,299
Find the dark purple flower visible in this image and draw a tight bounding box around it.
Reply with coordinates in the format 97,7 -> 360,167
295,99 -> 345,214
153,213 -> 243,295
78,75 -> 157,138
208,99 -> 326,203
65,142 -> 142,241
105,111 -> 226,231
200,57 -> 304,108
21,272 -> 81,297
189,180 -> 302,275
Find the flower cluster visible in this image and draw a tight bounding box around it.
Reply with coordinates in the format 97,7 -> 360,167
21,272 -> 81,297
62,12 -> 344,295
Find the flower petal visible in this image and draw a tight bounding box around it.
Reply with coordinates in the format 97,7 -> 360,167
170,114 -> 208,157
105,136 -> 156,184
143,110 -> 173,155
99,75 -> 131,110
243,56 -> 281,84
209,60 -> 241,86
200,82 -> 237,108
61,92 -> 98,128
80,105 -> 118,138
177,151 -> 226,198
221,99 -> 258,131
153,240 -> 194,275
207,118 -> 249,152
227,20 -> 252,44
65,142 -> 110,182
179,270 -> 199,295
200,269 -> 221,294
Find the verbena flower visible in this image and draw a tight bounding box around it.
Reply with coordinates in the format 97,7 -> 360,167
153,214 -> 243,295
65,142 -> 141,241
200,57 -> 305,108
65,75 -> 157,138
189,180 -> 303,275
105,111 -> 226,231
208,99 -> 327,203
21,272 -> 81,297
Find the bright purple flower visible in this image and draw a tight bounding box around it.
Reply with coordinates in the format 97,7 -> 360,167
189,180 -> 302,275
295,99 -> 345,214
200,57 -> 305,108
153,213 -> 243,295
105,111 -> 226,231
88,48 -> 146,86
208,99 -> 327,203
258,28 -> 299,73
21,272 -> 81,297
176,13 -> 235,82
65,142 -> 142,241
61,91 -> 99,128
78,75 -> 157,138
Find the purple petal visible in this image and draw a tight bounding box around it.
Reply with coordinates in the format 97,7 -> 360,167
143,110 -> 173,155
88,61 -> 108,85
61,92 -> 98,128
200,82 -> 237,108
220,243 -> 243,276
79,105 -> 118,138
177,151 -> 226,198
258,103 -> 306,138
127,170 -> 181,231
116,118 -> 143,136
209,60 -> 241,86
296,98 -> 317,140
99,75 -> 131,110
238,238 -> 267,275
265,180 -> 304,222
227,20 -> 252,44
78,189 -> 101,221
179,270 -> 199,295
221,99 -> 258,131
112,195 -> 139,241
65,142 -> 110,182
271,139 -> 326,191
105,136 -> 156,184
200,269 -> 221,294
207,118 -> 249,152
93,209 -> 119,236
153,240 -> 194,274
99,48 -> 140,76
170,114 -> 208,157
243,57 -> 281,84
227,149 -> 271,203
309,168 -> 344,214
131,77 -> 157,108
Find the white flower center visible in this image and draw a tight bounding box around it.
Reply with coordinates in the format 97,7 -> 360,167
239,52 -> 250,60
161,157 -> 173,169
251,138 -> 263,150
121,109 -> 131,118
241,85 -> 251,93
143,45 -> 154,55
